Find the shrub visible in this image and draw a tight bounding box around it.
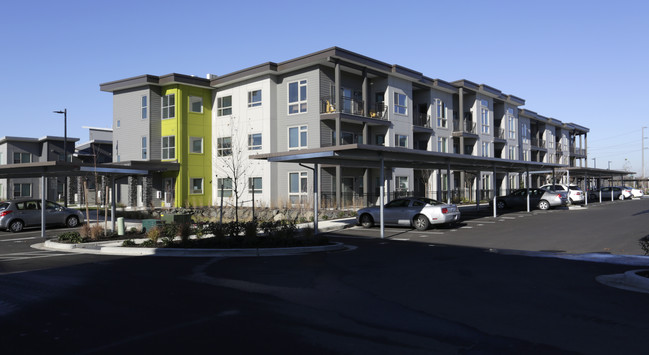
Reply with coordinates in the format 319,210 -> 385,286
122,239 -> 136,247
177,223 -> 191,243
161,223 -> 178,240
89,225 -> 105,240
140,239 -> 157,248
146,226 -> 162,243
79,224 -> 92,238
58,231 -> 86,244
640,236 -> 649,256
243,221 -> 258,239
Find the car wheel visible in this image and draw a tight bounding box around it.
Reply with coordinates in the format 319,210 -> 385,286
538,200 -> 550,210
66,216 -> 80,228
496,200 -> 506,209
359,214 -> 374,228
618,194 -> 625,200
413,214 -> 430,231
9,220 -> 24,233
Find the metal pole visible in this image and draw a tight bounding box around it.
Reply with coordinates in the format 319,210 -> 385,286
492,166 -> 497,218
380,156 -> 385,239
314,164 -> 319,235
446,160 -> 451,205
41,175 -> 46,238
111,177 -> 116,231
526,166 -> 531,212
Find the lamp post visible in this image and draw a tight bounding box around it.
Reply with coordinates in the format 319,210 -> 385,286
592,157 -> 596,169
54,109 -> 67,207
608,161 -> 611,170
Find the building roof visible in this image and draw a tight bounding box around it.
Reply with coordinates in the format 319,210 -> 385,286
100,73 -> 212,93
0,136 -> 80,145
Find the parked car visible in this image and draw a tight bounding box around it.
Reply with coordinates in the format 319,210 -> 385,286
540,184 -> 585,204
622,186 -> 644,198
491,188 -> 568,210
0,199 -> 85,232
356,197 -> 460,231
588,187 -> 631,201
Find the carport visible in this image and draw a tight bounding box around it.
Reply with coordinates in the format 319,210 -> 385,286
563,167 -> 634,204
251,143 -> 566,238
0,161 -> 156,237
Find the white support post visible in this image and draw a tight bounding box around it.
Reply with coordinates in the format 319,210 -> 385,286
380,156 -> 385,239
492,166 -> 497,218
41,175 -> 46,238
526,167 -> 531,212
314,164 -> 319,235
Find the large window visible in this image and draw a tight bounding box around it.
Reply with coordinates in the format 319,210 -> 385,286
395,134 -> 408,148
522,123 -> 530,143
396,176 -> 408,192
13,183 -> 31,197
248,133 -> 262,150
508,146 -> 516,160
162,93 -> 175,119
482,142 -> 490,157
508,111 -> 516,139
190,178 -> 203,194
436,99 -> 447,128
289,172 -> 308,203
288,80 -> 307,114
217,137 -> 232,157
288,126 -> 307,149
190,137 -> 203,154
438,137 -> 448,153
394,92 -> 407,115
189,96 -> 203,113
248,90 -> 262,107
216,178 -> 232,197
161,136 -> 176,160
248,177 -> 262,194
481,104 -> 489,134
13,152 -> 31,164
141,136 -> 147,159
141,95 -> 148,119
217,95 -> 232,116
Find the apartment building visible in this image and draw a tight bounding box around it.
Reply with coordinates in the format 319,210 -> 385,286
101,47 -> 589,208
0,136 -> 79,201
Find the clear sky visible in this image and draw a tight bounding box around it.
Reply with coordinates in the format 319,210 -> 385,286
2,0 -> 648,174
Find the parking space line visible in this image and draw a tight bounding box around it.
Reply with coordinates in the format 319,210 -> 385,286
464,220 -> 496,224
0,236 -> 43,242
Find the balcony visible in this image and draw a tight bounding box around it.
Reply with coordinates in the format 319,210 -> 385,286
569,146 -> 586,156
452,113 -> 477,137
556,143 -> 563,151
495,128 -> 506,140
320,97 -> 387,120
531,138 -> 546,149
413,113 -> 431,128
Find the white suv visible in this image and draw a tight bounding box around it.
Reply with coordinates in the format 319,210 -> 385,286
540,184 -> 585,204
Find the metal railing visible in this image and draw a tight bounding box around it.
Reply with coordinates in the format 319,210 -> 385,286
320,97 -> 388,120
495,128 -> 505,139
531,138 -> 546,148
413,113 -> 431,128
453,120 -> 477,134
318,189 -> 502,209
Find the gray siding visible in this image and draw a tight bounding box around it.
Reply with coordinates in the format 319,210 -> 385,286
113,86 -> 151,162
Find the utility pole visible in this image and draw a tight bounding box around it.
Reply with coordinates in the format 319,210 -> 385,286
642,127 -> 647,178
592,157 -> 596,169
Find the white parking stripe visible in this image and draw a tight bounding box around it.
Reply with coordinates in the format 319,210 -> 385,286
0,251 -> 68,262
0,236 -> 43,242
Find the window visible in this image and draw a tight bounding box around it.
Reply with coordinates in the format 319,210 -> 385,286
395,134 -> 408,148
436,99 -> 447,128
141,136 -> 147,159
523,150 -> 530,161
189,96 -> 203,113
0,152 -> 3,164
341,132 -> 359,145
288,80 -> 307,114
162,93 -> 175,119
217,95 -> 232,116
162,136 -> 176,160
522,123 -> 530,143
396,176 -> 408,192
438,137 -> 448,153
376,134 -> 385,146
248,90 -> 262,107
481,175 -> 490,190
394,92 -> 407,115
217,137 -> 232,157
190,178 -> 203,194
481,108 -> 489,134
508,114 -> 516,139
482,142 -> 490,157
248,133 -> 262,150
288,126 -> 307,149
216,178 -> 232,197
141,95 -> 148,119
248,177 -> 262,194
289,171 -> 308,203
547,132 -> 554,148
13,183 -> 31,197
190,137 -> 203,154
508,146 -> 516,160
13,152 -> 31,164
117,120 -> 120,128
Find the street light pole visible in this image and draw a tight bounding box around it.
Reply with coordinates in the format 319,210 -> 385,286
642,127 -> 647,178
592,158 -> 596,169
608,161 -> 611,170
54,109 -> 68,207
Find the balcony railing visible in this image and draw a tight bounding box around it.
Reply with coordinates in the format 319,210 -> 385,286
569,146 -> 586,155
495,128 -> 505,140
453,119 -> 476,134
413,113 -> 431,128
320,97 -> 387,120
556,143 -> 563,151
531,138 -> 546,148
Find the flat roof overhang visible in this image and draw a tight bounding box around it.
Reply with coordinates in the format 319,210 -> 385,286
562,167 -> 633,179
249,144 -> 567,173
0,161 -> 180,179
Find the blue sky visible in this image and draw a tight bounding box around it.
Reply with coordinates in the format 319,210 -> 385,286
2,0 -> 648,173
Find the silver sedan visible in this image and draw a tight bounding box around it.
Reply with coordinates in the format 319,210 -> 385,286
0,199 -> 85,232
356,197 -> 461,231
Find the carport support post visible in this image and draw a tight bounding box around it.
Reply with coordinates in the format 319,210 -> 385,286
526,166 -> 531,212
111,176 -> 117,231
476,172 -> 480,211
314,164 -> 319,235
380,156 -> 385,239
41,175 -> 46,238
492,166 -> 497,218
584,173 -> 588,206
446,160 -> 451,205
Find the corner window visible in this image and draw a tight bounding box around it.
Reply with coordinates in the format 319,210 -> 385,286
190,137 -> 203,154
393,92 -> 407,115
395,134 -> 408,148
13,152 -> 31,164
216,177 -> 232,197
436,99 -> 447,128
162,136 -> 176,160
217,95 -> 232,116
141,136 -> 147,159
190,178 -> 203,194
288,126 -> 307,149
217,137 -> 232,157
248,133 -> 262,150
141,95 -> 148,119
248,90 -> 262,107
289,171 -> 308,204
248,177 -> 262,194
288,80 -> 307,114
13,183 -> 31,197
189,96 -> 203,113
116,120 -> 120,128
162,94 -> 175,119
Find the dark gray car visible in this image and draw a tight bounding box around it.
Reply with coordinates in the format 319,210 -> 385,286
492,188 -> 568,210
0,199 -> 85,232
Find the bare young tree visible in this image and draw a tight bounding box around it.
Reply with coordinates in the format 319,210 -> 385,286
214,117 -> 253,223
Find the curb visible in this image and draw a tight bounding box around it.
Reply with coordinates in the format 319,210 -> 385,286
596,269 -> 649,294
40,239 -> 347,257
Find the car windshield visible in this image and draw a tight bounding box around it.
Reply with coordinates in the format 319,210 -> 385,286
419,198 -> 443,206
568,186 -> 582,190
0,203 -> 9,210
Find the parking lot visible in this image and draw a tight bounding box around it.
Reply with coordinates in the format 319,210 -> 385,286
338,197 -> 649,256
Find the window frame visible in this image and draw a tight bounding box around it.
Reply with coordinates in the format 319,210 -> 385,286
288,125 -> 308,150
190,178 -> 204,195
482,142 -> 490,157
436,99 -> 447,128
161,135 -> 176,160
508,114 -> 516,139
141,95 -> 148,119
162,93 -> 175,119
216,177 -> 233,197
13,183 -> 31,197
248,177 -> 262,194
481,107 -> 490,134
438,137 -> 448,153
190,137 -> 203,154
395,134 -> 408,148
141,136 -> 147,159
288,80 -> 307,114
395,176 -> 409,192
393,92 -> 407,115
217,95 -> 232,116
248,133 -> 262,150
248,90 -> 262,108
189,96 -> 203,113
288,171 -> 308,203
217,136 -> 232,157
13,152 -> 31,164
